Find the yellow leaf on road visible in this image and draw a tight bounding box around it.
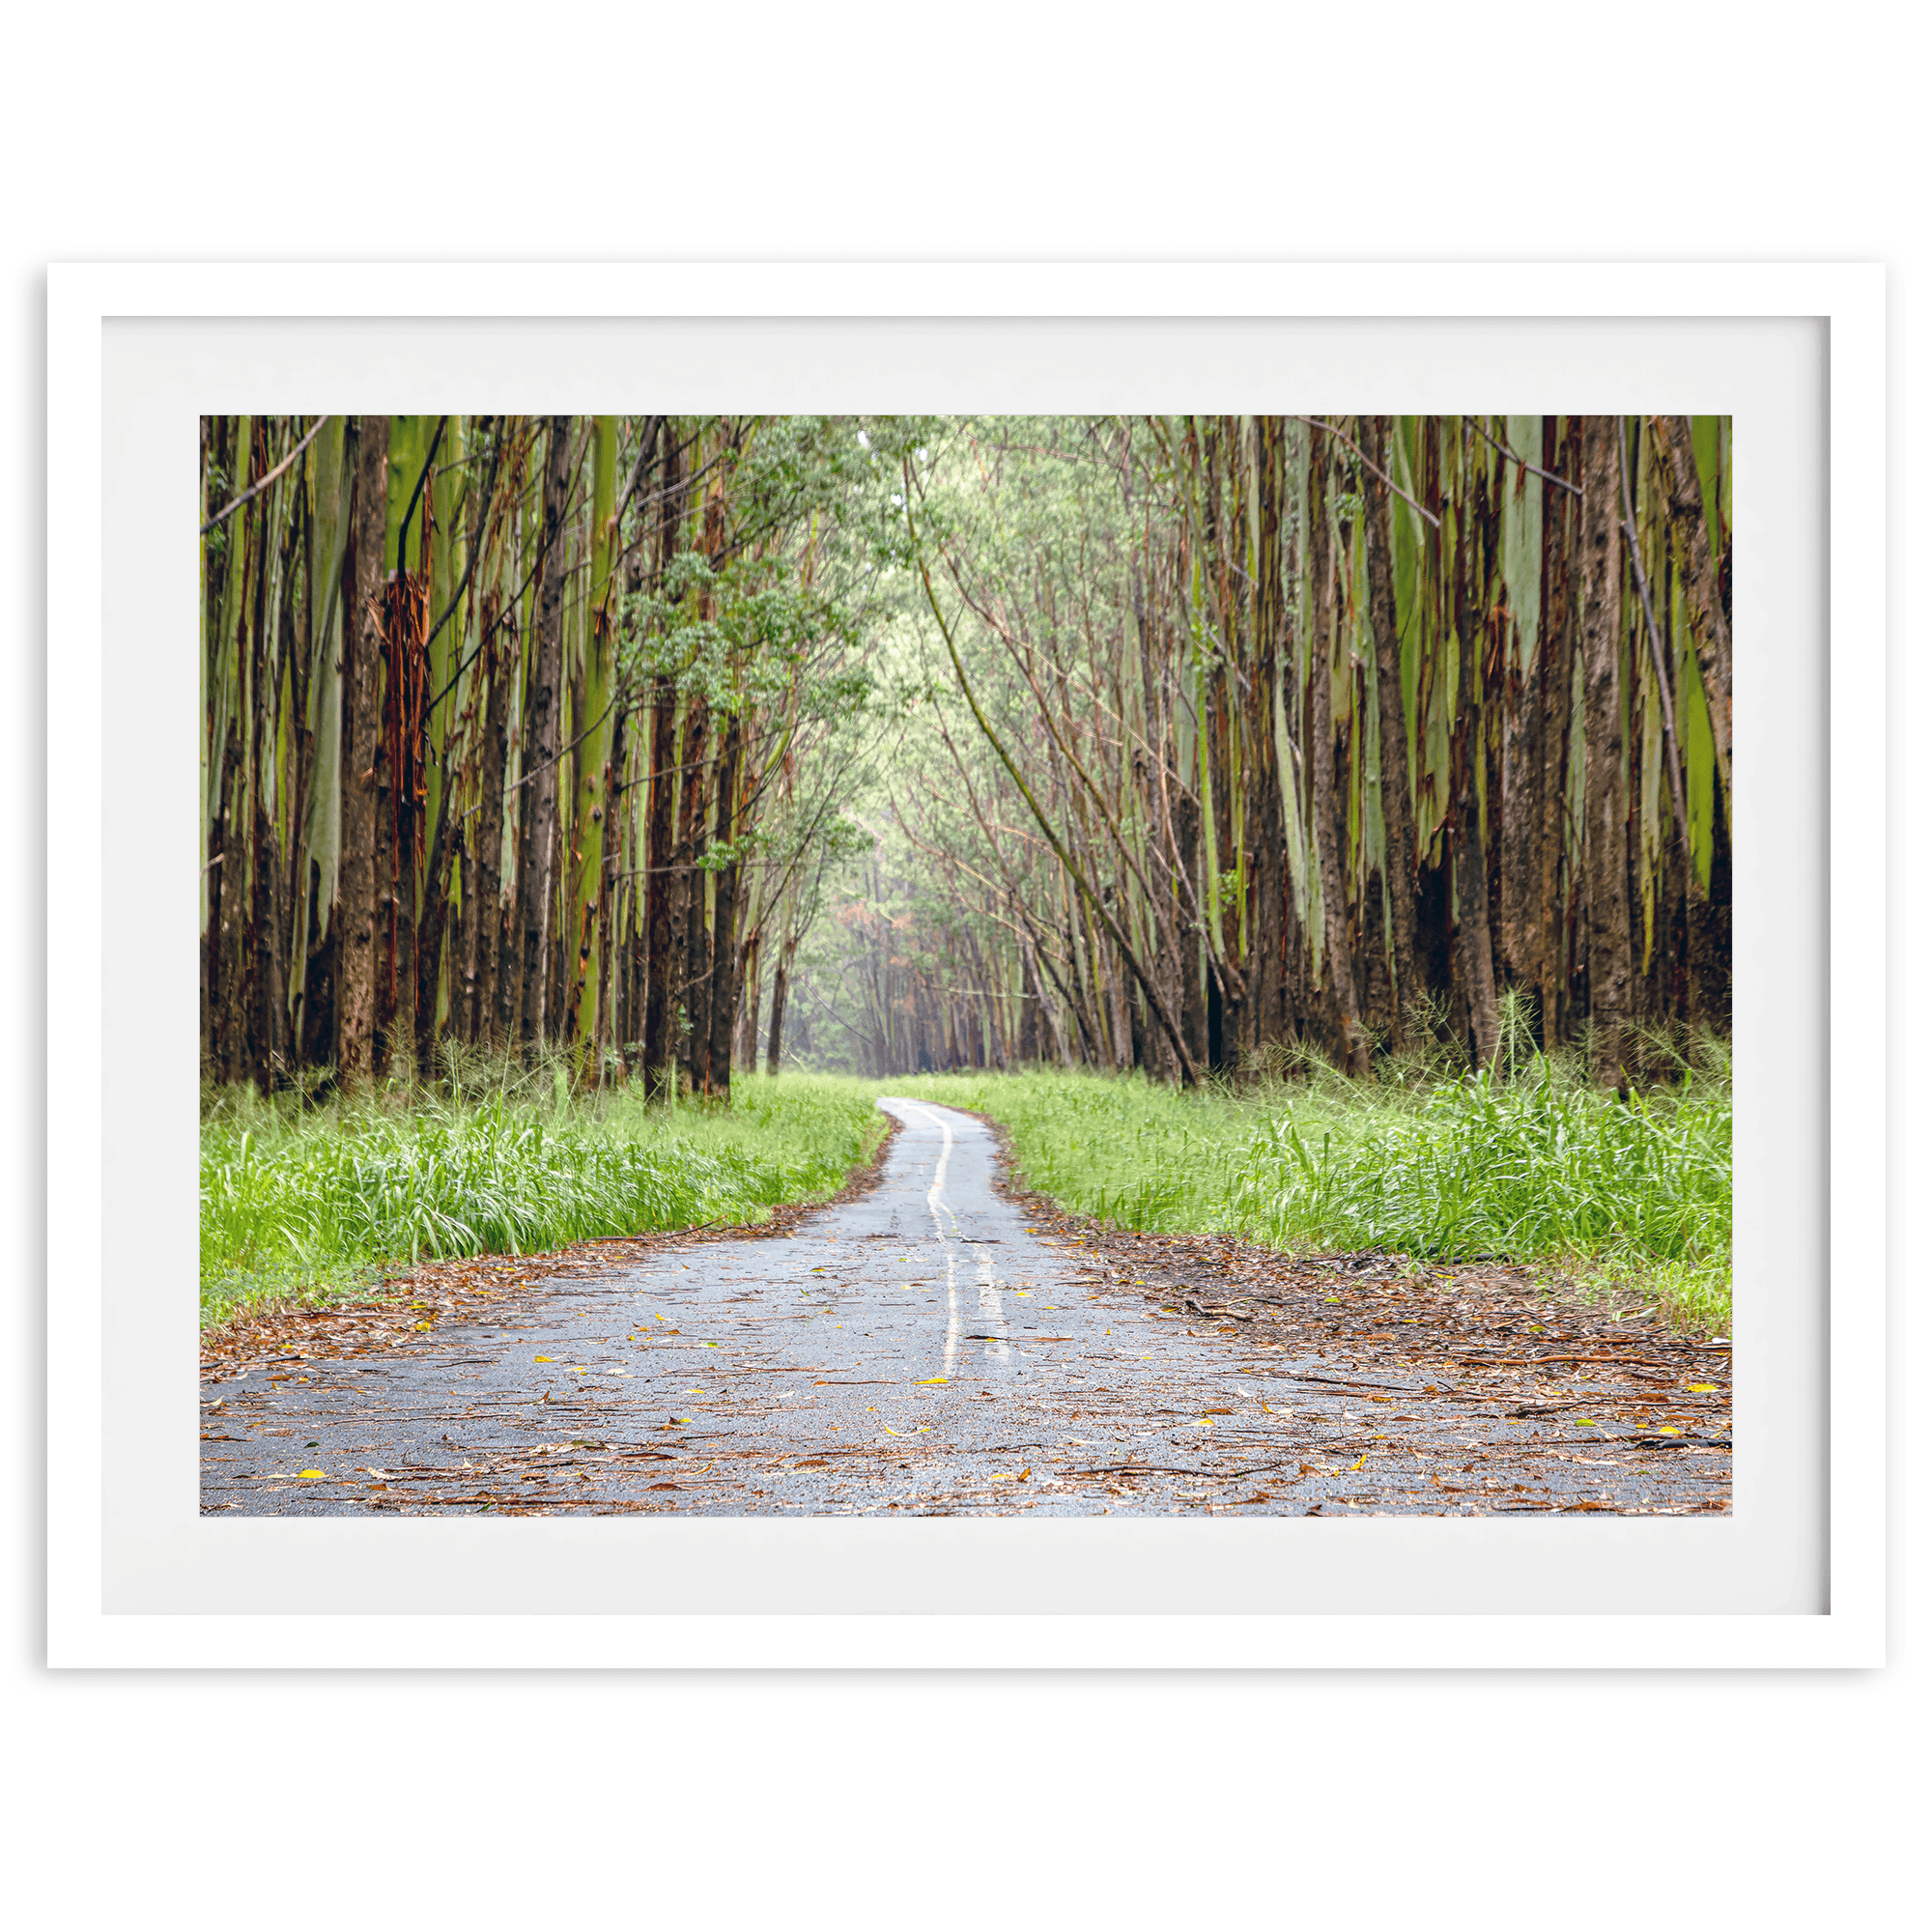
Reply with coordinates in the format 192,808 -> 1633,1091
1347,1455 -> 1367,1472
534,1355 -> 554,1363
298,1469 -> 327,1480
1687,1383 -> 1719,1393
917,1377 -> 948,1384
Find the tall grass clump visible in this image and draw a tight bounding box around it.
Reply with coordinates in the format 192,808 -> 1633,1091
1230,1055 -> 1731,1319
200,1063 -> 884,1331
893,1027 -> 1731,1329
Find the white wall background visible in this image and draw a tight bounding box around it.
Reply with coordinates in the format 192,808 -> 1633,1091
4,6 -> 1920,1926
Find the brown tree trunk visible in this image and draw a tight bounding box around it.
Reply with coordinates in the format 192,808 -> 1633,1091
1492,440 -> 1542,1012
1452,437 -> 1501,1070
515,416 -> 573,1052
642,678 -> 678,1091
1173,787 -> 1207,1073
335,414 -> 388,1094
673,692 -> 712,1094
595,701 -> 627,1082
1361,415 -> 1423,1049
1651,413 -> 1732,830
704,713 -> 744,1098
1248,418 -> 1289,1060
738,928 -> 761,1072
544,804 -> 569,1043
765,929 -> 795,1075
1579,417 -> 1634,1088
1306,437 -> 1371,1074
247,526 -> 288,1090
413,756 -> 456,1077
472,592 -> 510,1045
1534,418 -> 1577,1049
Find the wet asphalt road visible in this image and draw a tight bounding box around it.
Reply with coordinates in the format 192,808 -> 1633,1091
201,1099 -> 1727,1516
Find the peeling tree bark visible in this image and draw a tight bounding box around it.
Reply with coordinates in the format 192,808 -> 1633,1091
1452,434 -> 1500,1071
673,691 -> 712,1094
1651,412 -> 1732,833
1306,439 -> 1371,1075
1580,417 -> 1634,1089
336,414 -> 388,1094
515,417 -> 573,1052
1362,415 -> 1423,1049
705,712 -> 744,1097
1535,417 -> 1578,1049
642,678 -> 678,1092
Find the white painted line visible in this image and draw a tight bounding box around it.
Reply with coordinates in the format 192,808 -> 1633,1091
977,1249 -> 1009,1362
943,1242 -> 959,1380
899,1102 -> 963,1377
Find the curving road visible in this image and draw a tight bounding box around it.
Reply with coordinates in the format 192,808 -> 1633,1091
201,1099 -> 1728,1517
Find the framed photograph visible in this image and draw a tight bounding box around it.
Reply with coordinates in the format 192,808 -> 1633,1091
48,263 -> 1884,1666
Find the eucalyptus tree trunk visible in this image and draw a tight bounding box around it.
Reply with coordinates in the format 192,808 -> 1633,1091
413,743 -> 455,1076
1535,415 -> 1578,1048
336,414 -> 388,1094
1492,417 -> 1545,1005
765,926 -> 796,1075
1361,415 -> 1422,1049
1651,412 -> 1732,834
737,927 -> 761,1072
1172,785 -> 1207,1071
571,416 -> 619,1045
673,691 -> 713,1094
595,699 -> 628,1082
643,677 -> 678,1091
1579,416 -> 1634,1088
515,416 -> 573,1051
1246,416 -> 1290,1058
292,414 -> 349,1060
465,578 -> 506,1044
1452,432 -> 1501,1070
245,458 -> 293,1089
705,712 -> 745,1097
1306,438 -> 1371,1074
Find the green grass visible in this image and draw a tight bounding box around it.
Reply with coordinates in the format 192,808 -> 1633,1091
201,1022 -> 1732,1338
200,1060 -> 887,1332
888,1029 -> 1732,1332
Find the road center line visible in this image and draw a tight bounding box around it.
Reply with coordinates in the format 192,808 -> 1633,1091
977,1249 -> 1009,1361
903,1103 -> 963,1378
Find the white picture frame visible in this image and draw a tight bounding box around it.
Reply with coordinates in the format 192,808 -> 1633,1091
48,263 -> 1885,1667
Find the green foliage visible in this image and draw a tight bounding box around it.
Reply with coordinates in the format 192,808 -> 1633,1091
199,1069 -> 885,1331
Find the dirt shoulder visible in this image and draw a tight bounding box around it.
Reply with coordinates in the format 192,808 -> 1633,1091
968,1107 -> 1734,1467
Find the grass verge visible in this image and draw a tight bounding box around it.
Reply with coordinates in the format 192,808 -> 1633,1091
888,1034 -> 1732,1333
200,1063 -> 886,1333
201,1028 -> 1731,1339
